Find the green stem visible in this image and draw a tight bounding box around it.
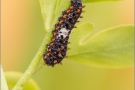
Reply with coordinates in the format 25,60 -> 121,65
1,65 -> 9,90
12,33 -> 52,90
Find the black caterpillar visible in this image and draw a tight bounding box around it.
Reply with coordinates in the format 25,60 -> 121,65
43,0 -> 84,66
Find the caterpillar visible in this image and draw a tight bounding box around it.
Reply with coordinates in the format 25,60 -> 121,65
43,0 -> 84,66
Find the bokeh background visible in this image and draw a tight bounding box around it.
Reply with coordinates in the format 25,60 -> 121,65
1,0 -> 134,90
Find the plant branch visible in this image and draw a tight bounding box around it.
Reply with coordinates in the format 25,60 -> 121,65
12,33 -> 52,90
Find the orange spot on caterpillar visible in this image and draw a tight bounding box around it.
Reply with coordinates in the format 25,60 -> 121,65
76,9 -> 81,13
47,53 -> 50,56
70,6 -> 73,9
56,27 -> 59,30
63,14 -> 67,18
54,52 -> 57,54
44,55 -> 47,59
60,46 -> 65,50
53,32 -> 57,36
66,10 -> 70,13
58,53 -> 62,57
48,49 -> 51,52
59,20 -> 63,24
51,38 -> 55,42
50,43 -> 54,46
54,60 -> 57,64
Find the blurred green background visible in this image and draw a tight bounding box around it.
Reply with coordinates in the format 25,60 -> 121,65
1,0 -> 134,90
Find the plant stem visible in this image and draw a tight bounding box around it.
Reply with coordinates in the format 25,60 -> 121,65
1,65 -> 9,90
12,33 -> 51,90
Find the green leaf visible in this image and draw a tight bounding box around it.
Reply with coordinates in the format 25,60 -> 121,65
82,0 -> 121,3
39,0 -> 121,32
5,71 -> 40,90
66,23 -> 134,68
39,0 -> 70,32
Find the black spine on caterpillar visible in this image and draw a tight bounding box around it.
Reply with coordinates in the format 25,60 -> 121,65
43,0 -> 84,66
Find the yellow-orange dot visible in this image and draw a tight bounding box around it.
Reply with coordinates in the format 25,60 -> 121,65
66,10 -> 70,13
53,33 -> 57,36
72,20 -> 75,23
47,53 -> 50,56
70,6 -> 73,9
56,27 -> 59,30
63,15 -> 67,18
59,20 -> 63,24
44,56 -> 47,59
54,52 -> 57,54
48,49 -> 51,52
63,41 -> 65,44
50,43 -> 53,46
76,9 -> 80,13
58,53 -> 62,57
54,60 -> 57,64
60,46 -> 64,50
51,38 -> 55,42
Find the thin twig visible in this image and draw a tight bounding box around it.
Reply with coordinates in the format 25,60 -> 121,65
12,33 -> 51,90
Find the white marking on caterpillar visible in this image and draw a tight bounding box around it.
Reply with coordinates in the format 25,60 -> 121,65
57,28 -> 70,38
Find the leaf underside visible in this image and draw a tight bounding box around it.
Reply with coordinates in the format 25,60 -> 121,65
66,23 -> 134,68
